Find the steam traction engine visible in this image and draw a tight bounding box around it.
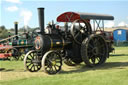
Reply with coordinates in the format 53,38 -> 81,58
24,8 -> 114,74
0,22 -> 33,60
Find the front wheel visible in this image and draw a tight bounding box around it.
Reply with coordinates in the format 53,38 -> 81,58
24,50 -> 42,72
42,50 -> 62,74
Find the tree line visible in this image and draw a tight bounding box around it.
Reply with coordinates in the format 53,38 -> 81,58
0,25 -> 39,39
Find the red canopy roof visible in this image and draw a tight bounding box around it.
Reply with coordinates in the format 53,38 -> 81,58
57,12 -> 114,22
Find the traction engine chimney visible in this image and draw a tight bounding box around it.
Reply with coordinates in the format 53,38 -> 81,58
38,8 -> 45,34
14,21 -> 18,40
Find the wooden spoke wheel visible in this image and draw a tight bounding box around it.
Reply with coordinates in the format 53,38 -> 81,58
70,19 -> 92,44
7,48 -> 19,60
24,50 -> 42,72
42,50 -> 62,74
81,34 -> 108,67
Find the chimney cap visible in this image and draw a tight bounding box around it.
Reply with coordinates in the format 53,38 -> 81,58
38,8 -> 45,9
14,22 -> 18,24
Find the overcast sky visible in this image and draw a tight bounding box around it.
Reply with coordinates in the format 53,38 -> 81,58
1,0 -> 128,29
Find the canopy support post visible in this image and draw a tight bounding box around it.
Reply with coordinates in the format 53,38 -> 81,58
102,20 -> 104,31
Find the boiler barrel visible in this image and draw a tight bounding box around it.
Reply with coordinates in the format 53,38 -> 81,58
34,34 -> 69,51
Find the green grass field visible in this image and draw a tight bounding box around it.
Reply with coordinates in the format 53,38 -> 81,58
0,47 -> 128,85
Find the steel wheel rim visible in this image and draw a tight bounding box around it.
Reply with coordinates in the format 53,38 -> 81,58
42,51 -> 62,74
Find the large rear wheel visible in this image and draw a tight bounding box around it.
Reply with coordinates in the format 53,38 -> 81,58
81,34 -> 108,67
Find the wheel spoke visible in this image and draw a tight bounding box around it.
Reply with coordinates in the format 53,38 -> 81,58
27,57 -> 32,60
54,66 -> 57,72
88,43 -> 93,48
49,66 -> 54,72
26,60 -> 32,63
91,57 -> 95,64
93,38 -> 98,45
96,57 -> 100,62
74,32 -> 80,38
55,60 -> 61,63
55,64 -> 60,67
29,64 -> 34,70
27,63 -> 32,68
30,53 -> 34,59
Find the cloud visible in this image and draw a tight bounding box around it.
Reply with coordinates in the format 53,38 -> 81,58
104,21 -> 114,28
6,6 -> 19,12
20,10 -> 32,28
127,17 -> 128,20
5,0 -> 21,4
118,21 -> 127,27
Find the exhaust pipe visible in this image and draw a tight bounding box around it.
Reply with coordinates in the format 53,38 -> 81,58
38,8 -> 45,34
14,21 -> 18,40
